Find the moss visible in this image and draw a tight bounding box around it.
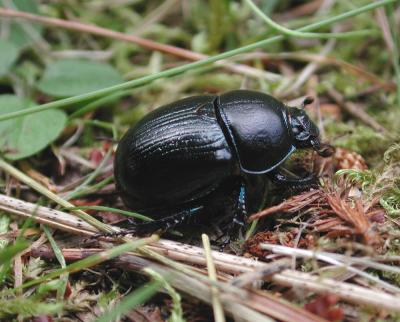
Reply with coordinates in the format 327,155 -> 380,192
337,144 -> 400,217
327,123 -> 390,165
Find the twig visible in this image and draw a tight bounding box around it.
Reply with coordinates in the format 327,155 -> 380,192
0,194 -> 97,236
20,232 -> 48,257
58,148 -> 97,170
231,52 -> 396,92
149,238 -> 267,274
31,246 -> 322,322
0,158 -> 114,233
18,236 -> 159,291
264,244 -> 400,274
0,7 -> 280,82
13,253 -> 22,295
10,223 -> 23,296
202,234 -> 226,322
326,87 -> 390,135
261,243 -> 400,294
278,35 -> 336,96
4,194 -> 400,314
19,161 -> 57,192
230,258 -> 292,287
0,191 -> 264,275
273,270 -> 400,312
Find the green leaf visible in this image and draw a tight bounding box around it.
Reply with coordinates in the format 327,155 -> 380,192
0,40 -> 19,76
0,0 -> 43,49
37,59 -> 124,97
0,95 -> 67,160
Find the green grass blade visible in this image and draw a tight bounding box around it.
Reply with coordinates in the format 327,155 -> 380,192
0,0 -> 394,122
14,235 -> 158,291
43,225 -> 68,301
65,206 -> 152,222
0,240 -> 28,285
0,240 -> 29,263
144,268 -> 185,322
244,0 -> 374,39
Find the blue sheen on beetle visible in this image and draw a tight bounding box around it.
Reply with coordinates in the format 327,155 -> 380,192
114,90 -> 333,237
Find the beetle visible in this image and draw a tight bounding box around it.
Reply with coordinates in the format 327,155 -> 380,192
114,90 -> 333,237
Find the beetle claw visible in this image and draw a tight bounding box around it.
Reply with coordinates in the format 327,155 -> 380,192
214,233 -> 232,251
219,238 -> 231,252
270,171 -> 317,187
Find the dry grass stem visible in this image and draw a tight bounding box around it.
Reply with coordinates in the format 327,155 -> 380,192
202,234 -> 226,322
261,243 -> 400,294
230,258 -> 292,287
278,35 -> 336,96
327,88 -> 390,135
32,246 -> 325,322
248,190 -> 323,222
262,244 -> 400,274
3,195 -> 400,314
0,194 -> 98,236
274,270 -> 400,312
232,52 -> 396,92
0,8 -> 280,82
0,158 -> 113,233
376,8 -> 396,53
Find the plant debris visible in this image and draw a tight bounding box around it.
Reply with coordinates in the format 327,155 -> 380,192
304,294 -> 344,322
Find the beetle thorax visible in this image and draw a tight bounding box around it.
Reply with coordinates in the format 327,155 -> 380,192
216,91 -> 296,174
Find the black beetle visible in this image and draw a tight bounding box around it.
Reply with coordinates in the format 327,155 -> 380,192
114,90 -> 332,236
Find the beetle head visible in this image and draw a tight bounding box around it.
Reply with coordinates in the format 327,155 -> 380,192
288,107 -> 333,157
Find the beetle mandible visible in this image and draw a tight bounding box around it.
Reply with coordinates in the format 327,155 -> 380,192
114,90 -> 333,236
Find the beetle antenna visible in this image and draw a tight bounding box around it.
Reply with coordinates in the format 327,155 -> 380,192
301,96 -> 314,109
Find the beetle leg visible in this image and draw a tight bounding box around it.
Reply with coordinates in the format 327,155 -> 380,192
233,184 -> 247,227
268,170 -> 317,187
218,183 -> 247,249
94,206 -> 204,238
130,206 -> 204,234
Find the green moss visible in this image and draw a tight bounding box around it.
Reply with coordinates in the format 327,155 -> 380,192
336,144 -> 400,217
327,122 -> 390,164
0,295 -> 63,318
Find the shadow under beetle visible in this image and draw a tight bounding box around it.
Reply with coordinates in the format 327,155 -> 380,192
114,90 -> 333,238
